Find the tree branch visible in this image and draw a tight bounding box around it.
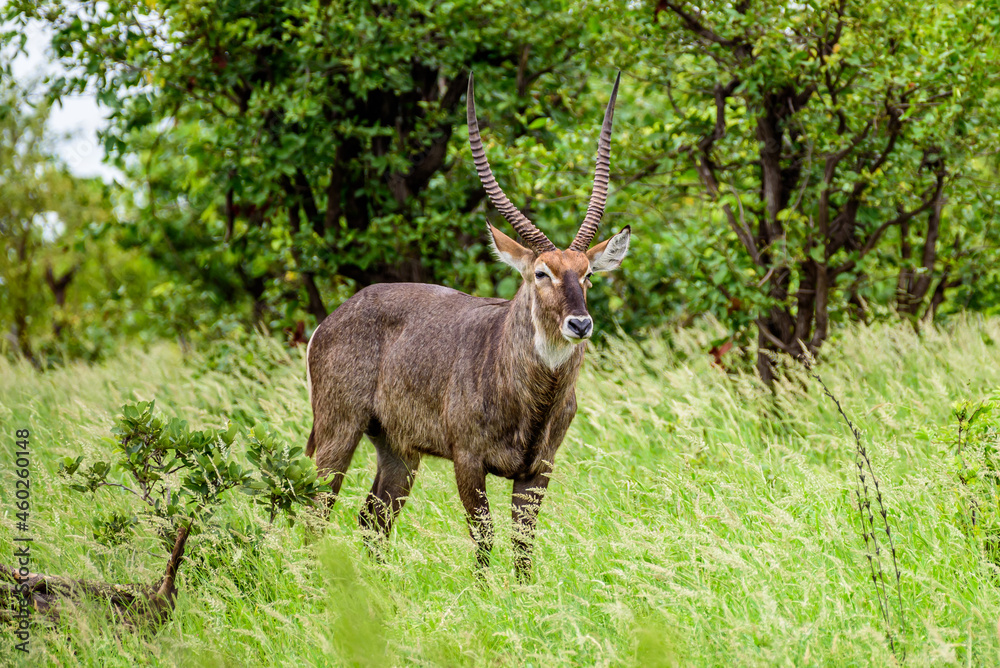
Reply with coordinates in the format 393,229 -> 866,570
294,168 -> 323,236
282,175 -> 328,321
690,79 -> 760,263
757,319 -> 797,355
857,169 -> 944,260
155,521 -> 191,601
658,1 -> 743,50
818,117 -> 874,237
393,72 -> 470,202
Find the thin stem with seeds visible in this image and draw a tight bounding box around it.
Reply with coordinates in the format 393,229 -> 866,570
812,372 -> 905,659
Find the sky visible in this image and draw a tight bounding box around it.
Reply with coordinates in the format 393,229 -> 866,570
11,19 -> 119,182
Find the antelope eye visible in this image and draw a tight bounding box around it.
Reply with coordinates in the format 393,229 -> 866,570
534,270 -> 548,281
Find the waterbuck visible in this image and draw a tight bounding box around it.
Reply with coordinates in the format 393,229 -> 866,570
306,73 -> 629,577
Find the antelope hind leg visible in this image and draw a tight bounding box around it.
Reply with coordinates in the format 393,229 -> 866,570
309,416 -> 366,514
359,441 -> 420,540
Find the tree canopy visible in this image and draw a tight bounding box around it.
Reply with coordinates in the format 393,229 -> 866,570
7,0 -> 611,326
609,0 -> 1000,379
2,0 -> 999,378
0,77 -> 157,364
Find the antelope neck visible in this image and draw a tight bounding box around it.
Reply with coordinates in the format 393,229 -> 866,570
502,283 -> 582,375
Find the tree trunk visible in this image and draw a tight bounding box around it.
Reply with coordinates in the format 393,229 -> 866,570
284,185 -> 329,324
45,264 -> 78,339
898,195 -> 945,320
11,313 -> 35,368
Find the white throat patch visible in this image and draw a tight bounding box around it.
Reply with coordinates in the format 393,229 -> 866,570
531,299 -> 578,370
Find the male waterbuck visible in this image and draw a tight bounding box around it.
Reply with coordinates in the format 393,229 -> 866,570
306,73 -> 629,577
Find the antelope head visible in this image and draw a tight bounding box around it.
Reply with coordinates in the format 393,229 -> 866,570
468,73 -> 630,362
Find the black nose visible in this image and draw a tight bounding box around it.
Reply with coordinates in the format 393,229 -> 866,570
567,317 -> 593,339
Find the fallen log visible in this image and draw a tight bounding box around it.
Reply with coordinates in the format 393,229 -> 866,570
0,523 -> 189,628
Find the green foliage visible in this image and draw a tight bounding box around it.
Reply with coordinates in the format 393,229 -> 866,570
193,322 -> 296,382
0,77 -> 164,365
60,400 -> 244,529
244,426 -> 330,524
58,456 -> 110,494
599,0 -> 1000,373
936,396 -> 1000,562
91,511 -> 140,547
2,0 -> 1000,371
59,399 -> 330,547
3,0 -> 606,334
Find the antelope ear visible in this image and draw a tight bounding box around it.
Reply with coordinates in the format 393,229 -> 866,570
586,226 -> 631,272
487,224 -> 535,275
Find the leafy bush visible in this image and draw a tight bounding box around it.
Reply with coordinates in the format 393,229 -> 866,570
244,427 -> 323,523
61,401 -> 329,534
48,400 -> 333,625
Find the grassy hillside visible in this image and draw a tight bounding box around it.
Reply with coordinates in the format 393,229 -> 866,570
2,318 -> 1000,666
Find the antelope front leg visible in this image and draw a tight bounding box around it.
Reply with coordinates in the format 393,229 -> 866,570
511,472 -> 551,582
454,453 -> 493,570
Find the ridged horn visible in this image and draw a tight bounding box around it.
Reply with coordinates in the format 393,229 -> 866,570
569,72 -> 621,252
467,73 -> 556,254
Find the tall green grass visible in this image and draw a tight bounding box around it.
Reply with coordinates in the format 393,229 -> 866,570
2,317 -> 1000,666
